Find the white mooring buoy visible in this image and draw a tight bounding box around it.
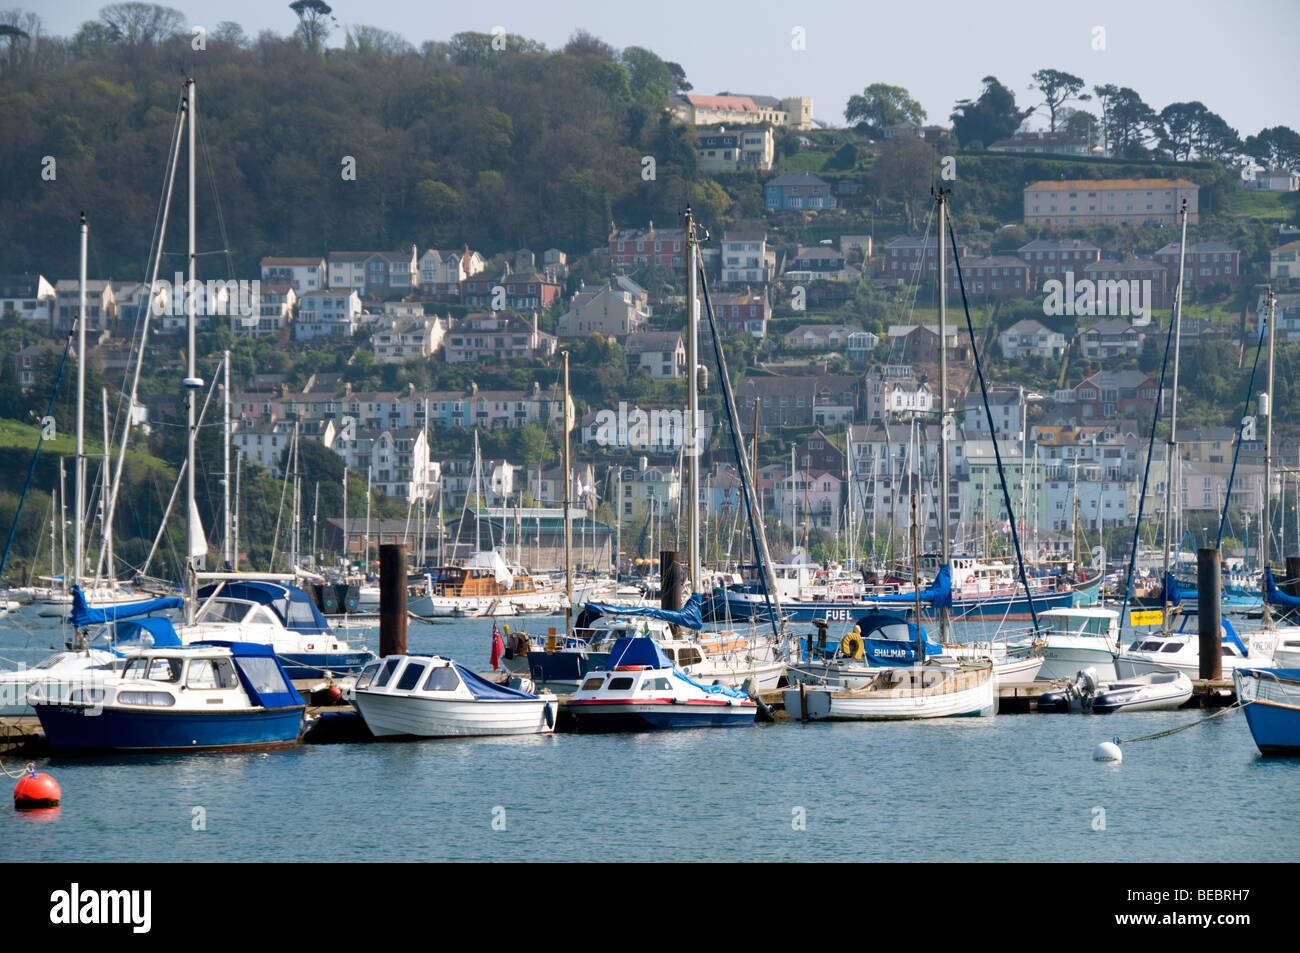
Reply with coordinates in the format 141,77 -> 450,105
1093,740 -> 1123,762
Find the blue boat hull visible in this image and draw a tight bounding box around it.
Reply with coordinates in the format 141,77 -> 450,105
35,703 -> 305,753
1241,699 -> 1300,755
278,650 -> 374,680
563,702 -> 755,732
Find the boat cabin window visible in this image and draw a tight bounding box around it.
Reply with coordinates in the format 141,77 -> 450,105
356,663 -> 380,690
374,658 -> 402,688
422,666 -> 461,692
198,600 -> 252,624
649,677 -> 673,690
678,648 -> 703,666
187,657 -> 238,689
396,661 -> 427,691
607,676 -> 634,691
284,599 -> 322,630
1133,641 -> 1163,651
1161,642 -> 1183,652
34,653 -> 72,670
122,657 -> 183,683
580,677 -> 606,692
246,607 -> 278,627
661,648 -> 675,663
117,691 -> 175,706
232,657 -> 292,696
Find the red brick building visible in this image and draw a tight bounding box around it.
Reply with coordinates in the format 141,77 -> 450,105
1154,242 -> 1240,291
609,223 -> 687,271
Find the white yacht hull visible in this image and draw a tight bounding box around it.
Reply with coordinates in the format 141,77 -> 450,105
784,666 -> 995,720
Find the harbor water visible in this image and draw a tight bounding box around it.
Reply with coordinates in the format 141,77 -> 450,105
2,607 -> 1296,863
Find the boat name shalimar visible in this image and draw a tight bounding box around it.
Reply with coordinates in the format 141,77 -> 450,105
49,883 -> 151,933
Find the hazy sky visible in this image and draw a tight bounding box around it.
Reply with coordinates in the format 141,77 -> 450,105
29,0 -> 1300,136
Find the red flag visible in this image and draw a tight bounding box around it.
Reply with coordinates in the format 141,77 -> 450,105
490,621 -> 504,671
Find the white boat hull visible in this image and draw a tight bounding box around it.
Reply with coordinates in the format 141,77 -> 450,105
784,666 -> 995,720
354,691 -> 557,737
1038,641 -> 1118,681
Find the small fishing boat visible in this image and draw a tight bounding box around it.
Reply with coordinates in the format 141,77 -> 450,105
1233,667 -> 1300,755
351,654 -> 557,738
1037,667 -> 1192,713
561,637 -> 757,731
32,641 -> 306,753
784,659 -> 995,720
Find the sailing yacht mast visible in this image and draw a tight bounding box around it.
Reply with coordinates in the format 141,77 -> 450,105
223,349 -> 231,568
684,207 -> 701,596
562,351 -> 574,633
183,78 -> 201,623
1161,203 -> 1189,639
74,213 -> 87,594
933,190 -> 954,636
1263,287 -> 1276,628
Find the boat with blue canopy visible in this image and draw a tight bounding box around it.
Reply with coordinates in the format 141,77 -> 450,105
561,636 -> 757,731
32,641 -> 306,753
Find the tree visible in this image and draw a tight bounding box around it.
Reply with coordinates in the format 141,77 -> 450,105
872,135 -> 937,230
563,29 -> 615,59
344,25 -> 411,55
1029,69 -> 1090,132
1092,84 -> 1119,155
1159,101 -> 1209,160
288,0 -> 333,51
1103,87 -> 1160,157
950,76 -> 1031,148
1060,107 -> 1099,149
212,21 -> 247,47
619,46 -> 689,99
843,83 -> 925,137
1244,126 -> 1300,172
98,3 -> 184,45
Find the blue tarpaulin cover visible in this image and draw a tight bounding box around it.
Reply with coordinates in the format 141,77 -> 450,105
606,637 -> 749,699
194,641 -> 304,709
582,593 -> 704,630
113,617 -> 182,648
69,586 -> 182,627
454,661 -> 542,700
861,564 -> 953,610
851,612 -> 943,664
197,581 -> 332,635
1265,567 -> 1300,609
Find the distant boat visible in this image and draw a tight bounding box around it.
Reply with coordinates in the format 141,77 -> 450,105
561,637 -> 757,731
32,641 -> 305,754
1234,667 -> 1300,755
352,654 -> 557,738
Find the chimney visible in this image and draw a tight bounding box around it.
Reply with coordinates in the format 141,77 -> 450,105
345,381 -> 352,397
408,381 -> 415,396
470,381 -> 478,396
532,311 -> 539,337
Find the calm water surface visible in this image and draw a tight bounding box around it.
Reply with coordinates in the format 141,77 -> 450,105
1,606 -> 1295,863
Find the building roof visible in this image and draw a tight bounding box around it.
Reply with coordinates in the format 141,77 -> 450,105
624,331 -> 683,352
1026,178 -> 1199,191
1018,238 -> 1101,253
765,172 -> 830,188
261,257 -> 324,266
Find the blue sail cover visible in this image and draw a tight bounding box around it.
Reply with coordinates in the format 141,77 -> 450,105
196,641 -> 304,709
853,612 -> 943,665
113,617 -> 183,648
864,564 -> 953,610
69,586 -> 182,627
581,592 -> 704,630
198,581 -> 332,635
1265,567 -> 1300,609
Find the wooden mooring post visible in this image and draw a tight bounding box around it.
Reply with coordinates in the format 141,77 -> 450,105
1197,547 -> 1222,682
380,543 -> 407,658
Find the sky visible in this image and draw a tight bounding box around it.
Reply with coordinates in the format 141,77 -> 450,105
25,0 -> 1300,137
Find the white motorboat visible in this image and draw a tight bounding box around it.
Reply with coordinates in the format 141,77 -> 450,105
784,660 -> 996,720
1035,608 -> 1120,681
0,648 -> 126,716
561,637 -> 757,731
1271,626 -> 1300,667
1114,616 -> 1273,679
352,654 -> 557,738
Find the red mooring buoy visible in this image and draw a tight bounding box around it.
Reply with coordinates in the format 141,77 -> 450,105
324,685 -> 343,704
14,770 -> 61,810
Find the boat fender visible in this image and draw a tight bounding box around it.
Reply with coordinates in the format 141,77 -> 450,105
840,631 -> 865,660
543,704 -> 554,728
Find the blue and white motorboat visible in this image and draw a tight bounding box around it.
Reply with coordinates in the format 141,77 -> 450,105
352,654 -> 557,738
182,581 -> 375,678
561,637 -> 757,731
32,641 -> 306,753
1234,667 -> 1300,756
1113,612 -> 1273,679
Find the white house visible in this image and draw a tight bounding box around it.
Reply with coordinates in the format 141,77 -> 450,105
998,319 -> 1066,360
260,257 -> 327,293
294,290 -> 363,341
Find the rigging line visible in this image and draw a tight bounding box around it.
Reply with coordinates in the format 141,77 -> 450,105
0,325 -> 76,581
944,197 -> 1038,631
696,255 -> 783,641
1116,259 -> 1184,646
1216,320 -> 1267,548
197,114 -> 236,279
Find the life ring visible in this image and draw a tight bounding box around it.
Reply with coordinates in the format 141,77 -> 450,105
962,573 -> 974,586
839,632 -> 865,660
615,665 -> 649,671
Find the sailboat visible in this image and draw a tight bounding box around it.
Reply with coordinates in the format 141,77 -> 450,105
784,189 -> 995,719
